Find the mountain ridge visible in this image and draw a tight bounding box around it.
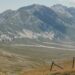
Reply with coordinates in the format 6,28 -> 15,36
0,4 -> 75,43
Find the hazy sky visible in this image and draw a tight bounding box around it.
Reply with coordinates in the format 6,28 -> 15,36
0,0 -> 75,13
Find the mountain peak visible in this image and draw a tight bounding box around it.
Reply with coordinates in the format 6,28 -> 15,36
51,4 -> 69,15
51,4 -> 68,12
18,4 -> 44,11
30,4 -> 43,7
51,4 -> 67,9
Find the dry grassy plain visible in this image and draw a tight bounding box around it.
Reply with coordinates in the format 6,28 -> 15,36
0,43 -> 75,75
22,59 -> 75,75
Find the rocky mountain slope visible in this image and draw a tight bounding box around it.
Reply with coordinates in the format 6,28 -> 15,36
0,4 -> 75,43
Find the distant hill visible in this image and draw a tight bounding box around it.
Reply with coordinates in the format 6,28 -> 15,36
0,4 -> 75,43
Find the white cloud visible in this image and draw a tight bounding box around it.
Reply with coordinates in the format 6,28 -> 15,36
69,0 -> 75,4
61,0 -> 75,7
68,0 -> 75,7
71,0 -> 75,2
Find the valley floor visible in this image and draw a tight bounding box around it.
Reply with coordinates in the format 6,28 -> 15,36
0,43 -> 75,75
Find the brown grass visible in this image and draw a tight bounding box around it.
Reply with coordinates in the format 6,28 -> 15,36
21,59 -> 75,75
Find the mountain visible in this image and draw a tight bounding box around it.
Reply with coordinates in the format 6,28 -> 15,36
51,4 -> 75,41
0,4 -> 75,43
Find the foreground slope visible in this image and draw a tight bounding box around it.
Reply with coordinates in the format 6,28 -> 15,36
22,59 -> 75,75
